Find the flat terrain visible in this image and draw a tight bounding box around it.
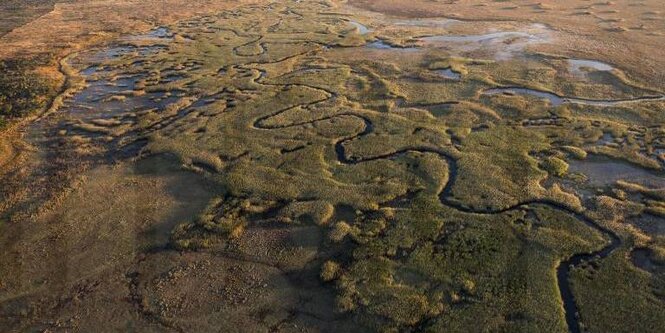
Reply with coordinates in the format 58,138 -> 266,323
0,0 -> 59,37
0,1 -> 664,332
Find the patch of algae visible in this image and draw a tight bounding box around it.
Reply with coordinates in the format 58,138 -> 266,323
55,0 -> 665,331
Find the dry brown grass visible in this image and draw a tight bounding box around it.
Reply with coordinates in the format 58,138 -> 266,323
0,0 -> 264,60
0,0 -> 58,37
349,0 -> 665,90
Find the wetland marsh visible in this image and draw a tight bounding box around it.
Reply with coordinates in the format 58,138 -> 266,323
0,0 -> 664,332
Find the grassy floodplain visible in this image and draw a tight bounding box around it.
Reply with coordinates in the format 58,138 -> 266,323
0,0 -> 664,332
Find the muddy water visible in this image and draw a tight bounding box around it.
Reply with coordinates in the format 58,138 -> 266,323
122,26 -> 174,41
628,214 -> 665,237
420,24 -> 551,59
348,20 -> 371,35
360,23 -> 552,58
483,87 -> 567,106
568,59 -> 614,77
483,87 -> 665,107
434,68 -> 461,80
67,28 -> 179,120
365,40 -> 419,51
25,25 -> 179,161
567,155 -> 665,188
630,247 -> 664,273
65,69 -> 176,121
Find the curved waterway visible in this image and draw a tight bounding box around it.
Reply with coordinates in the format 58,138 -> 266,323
248,64 -> 621,333
483,87 -> 665,107
34,14 -> 640,333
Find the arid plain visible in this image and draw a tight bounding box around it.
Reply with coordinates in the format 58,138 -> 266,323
0,0 -> 664,332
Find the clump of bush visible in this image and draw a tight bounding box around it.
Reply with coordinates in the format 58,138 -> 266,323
320,260 -> 341,282
170,197 -> 281,250
540,156 -> 569,177
562,145 -> 587,159
0,57 -> 54,125
329,221 -> 352,242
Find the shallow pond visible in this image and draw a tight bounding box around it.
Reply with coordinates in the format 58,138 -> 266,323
483,87 -> 566,106
419,24 -> 551,59
122,26 -> 174,41
568,59 -> 614,77
567,155 -> 665,189
348,20 -> 371,35
434,68 -> 461,80
628,214 -> 665,237
630,247 -> 664,273
421,31 -> 534,43
365,40 -> 418,51
62,27 -> 180,121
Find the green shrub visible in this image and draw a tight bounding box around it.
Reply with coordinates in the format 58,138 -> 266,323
321,260 -> 341,282
329,221 -> 352,242
540,156 -> 569,177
